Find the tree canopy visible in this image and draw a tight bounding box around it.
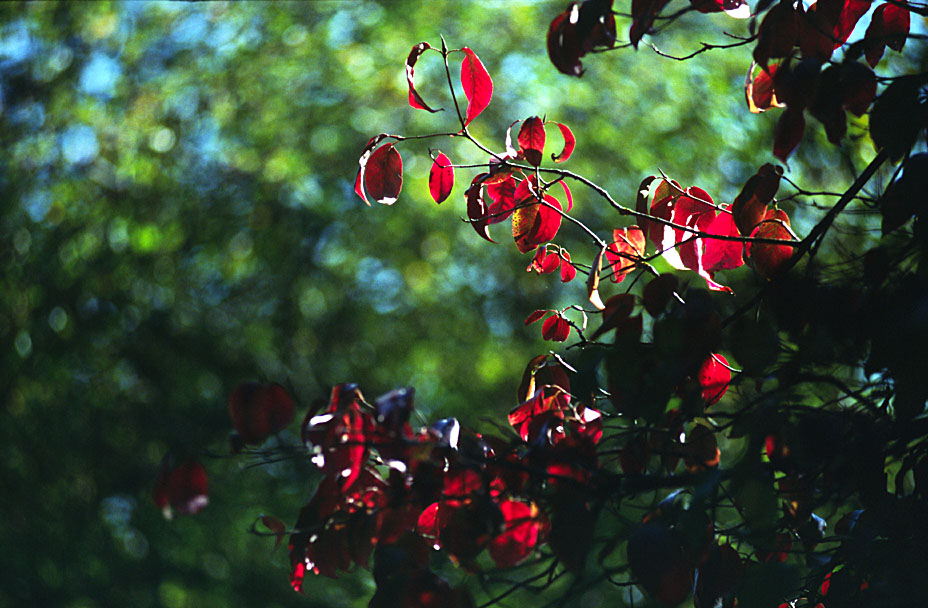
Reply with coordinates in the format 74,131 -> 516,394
3,2 -> 927,608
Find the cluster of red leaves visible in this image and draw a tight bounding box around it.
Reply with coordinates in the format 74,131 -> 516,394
285,373 -> 607,598
547,0 -> 617,76
527,245 -> 577,283
748,0 -> 913,159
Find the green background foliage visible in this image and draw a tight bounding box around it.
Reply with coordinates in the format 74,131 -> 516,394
1,1 -> 914,607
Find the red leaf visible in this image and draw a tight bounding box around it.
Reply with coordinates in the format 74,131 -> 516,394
466,173 -> 495,243
354,134 -> 389,205
488,500 -> 548,568
228,381 -> 296,445
552,122 -> 576,163
642,274 -> 678,317
606,226 -> 645,282
406,42 -> 441,113
486,175 -> 517,224
752,1 -> 800,70
732,163 -> 782,236
365,144 -> 403,205
461,47 -> 493,127
746,63 -> 785,113
525,309 -> 548,325
773,106 -> 806,162
513,187 -> 563,254
558,180 -> 574,212
542,314 -> 571,342
747,209 -> 795,278
527,247 -> 560,274
518,116 -> 546,167
560,250 -> 577,283
866,3 -> 910,66
428,152 -> 454,204
547,2 -> 617,76
630,0 -> 672,48
702,209 -> 745,272
153,458 -> 209,518
698,354 -> 731,405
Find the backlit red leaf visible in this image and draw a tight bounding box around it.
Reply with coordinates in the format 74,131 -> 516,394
606,226 -> 645,282
428,152 -> 454,204
518,116 -> 546,167
406,42 -> 440,113
488,500 -> 548,568
747,209 -> 795,278
513,192 -> 563,254
354,134 -> 390,205
461,47 -> 493,127
746,63 -> 785,113
527,247 -> 561,274
698,354 -> 731,405
560,250 -> 577,283
542,314 -> 571,342
865,3 -> 910,66
552,122 -> 576,163
702,209 -> 744,272
558,180 -> 574,212
487,175 -> 517,224
365,144 -> 403,205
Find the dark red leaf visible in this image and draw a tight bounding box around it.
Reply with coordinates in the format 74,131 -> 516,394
753,0 -> 800,70
732,163 -> 782,236
627,522 -> 693,605
542,314 -> 571,342
406,42 -> 441,113
525,309 -> 548,325
747,209 -> 795,278
461,47 -> 492,126
863,1 -> 911,67
228,381 -> 296,445
466,173 -> 495,243
365,144 -> 403,205
773,106 -> 806,162
486,175 -> 517,224
560,250 -> 577,283
547,7 -> 584,77
691,0 -> 750,16
153,458 -> 209,518
630,0 -> 672,48
547,1 -> 617,76
552,122 -> 576,163
698,354 -> 731,405
518,116 -> 546,167
642,274 -> 678,317
840,61 -> 877,117
428,152 -> 454,204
